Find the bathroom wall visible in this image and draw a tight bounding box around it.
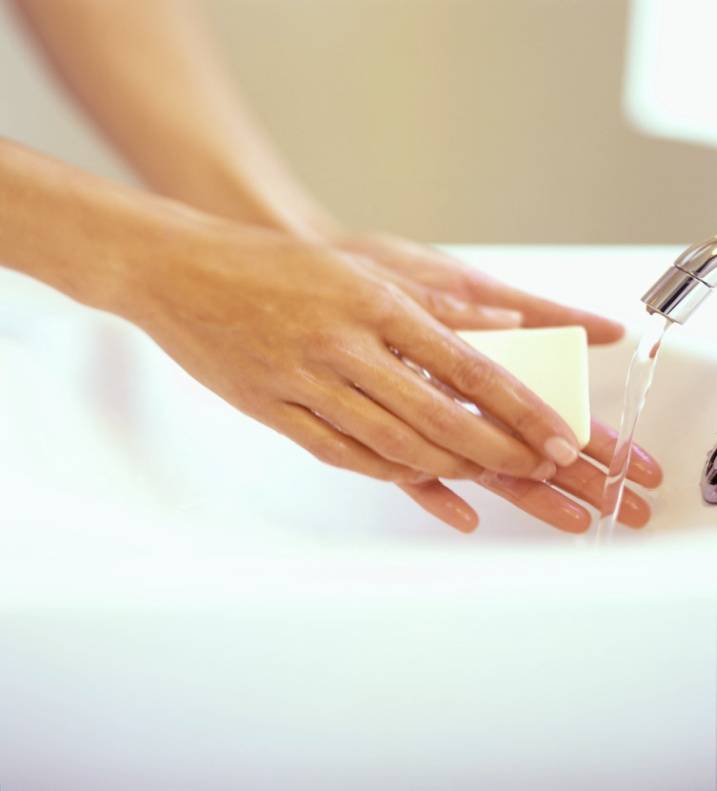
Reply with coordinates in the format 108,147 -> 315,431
1,0 -> 716,244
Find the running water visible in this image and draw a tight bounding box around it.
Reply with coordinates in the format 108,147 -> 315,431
595,313 -> 671,543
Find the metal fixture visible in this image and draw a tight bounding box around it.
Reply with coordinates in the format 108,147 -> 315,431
642,237 -> 717,323
702,445 -> 717,505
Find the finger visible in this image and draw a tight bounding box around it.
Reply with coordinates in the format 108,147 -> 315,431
477,471 -> 592,533
342,236 -> 623,344
381,304 -> 581,468
333,343 -> 557,481
397,479 -> 478,533
404,286 -> 523,330
584,419 -> 663,488
274,403 -> 477,532
551,456 -> 651,528
338,233 -> 470,293
359,255 -> 523,330
274,402 -> 422,484
462,269 -> 624,345
305,381 -> 487,481
384,274 -> 522,330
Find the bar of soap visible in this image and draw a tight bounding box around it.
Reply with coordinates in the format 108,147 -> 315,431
458,326 -> 591,448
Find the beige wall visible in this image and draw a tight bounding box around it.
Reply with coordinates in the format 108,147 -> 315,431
2,0 -> 717,243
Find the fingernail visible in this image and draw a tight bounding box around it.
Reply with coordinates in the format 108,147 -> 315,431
619,496 -> 651,528
621,495 -> 642,513
630,446 -> 662,485
544,436 -> 579,467
632,447 -> 651,469
483,307 -> 523,326
559,503 -> 591,533
447,502 -> 479,533
530,460 -> 557,481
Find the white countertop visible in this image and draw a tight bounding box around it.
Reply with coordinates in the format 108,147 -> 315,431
0,246 -> 715,791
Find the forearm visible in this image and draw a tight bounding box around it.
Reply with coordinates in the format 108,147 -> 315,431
0,137 -> 204,322
12,0 -> 335,238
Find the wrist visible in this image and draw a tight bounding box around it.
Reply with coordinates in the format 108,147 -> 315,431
110,196 -> 235,329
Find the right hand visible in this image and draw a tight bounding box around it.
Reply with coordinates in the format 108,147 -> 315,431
131,223 -> 581,532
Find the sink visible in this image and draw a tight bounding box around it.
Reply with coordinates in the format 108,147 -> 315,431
3,245 -> 712,552
0,246 -> 715,790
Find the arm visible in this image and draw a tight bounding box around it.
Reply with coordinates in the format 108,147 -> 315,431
12,0 -> 626,344
10,0 -> 333,238
0,138 -> 661,534
5,137 -> 621,533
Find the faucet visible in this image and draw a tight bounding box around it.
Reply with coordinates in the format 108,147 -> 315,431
642,237 -> 717,323
642,239 -> 717,505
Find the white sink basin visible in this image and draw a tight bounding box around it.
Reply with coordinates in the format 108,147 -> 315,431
0,246 -> 715,790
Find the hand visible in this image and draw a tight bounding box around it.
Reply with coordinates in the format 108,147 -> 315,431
324,232 -> 662,532
333,231 -> 625,342
468,419 -> 662,533
133,223 -> 587,532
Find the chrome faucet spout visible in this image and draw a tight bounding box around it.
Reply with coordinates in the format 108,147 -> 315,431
642,237 -> 717,324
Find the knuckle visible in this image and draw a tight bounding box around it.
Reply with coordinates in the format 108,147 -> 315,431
395,472 -> 420,485
302,389 -> 334,420
307,330 -> 369,369
309,325 -> 342,357
310,437 -> 347,468
511,407 -> 541,436
422,399 -> 461,437
366,283 -> 408,329
394,468 -> 431,485
421,288 -> 443,316
583,463 -> 605,490
380,466 -> 410,483
458,272 -> 477,294
500,447 -> 538,476
377,426 -> 414,461
441,460 -> 471,480
452,352 -> 495,394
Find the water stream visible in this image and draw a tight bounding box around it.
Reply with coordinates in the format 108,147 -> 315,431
595,313 -> 671,543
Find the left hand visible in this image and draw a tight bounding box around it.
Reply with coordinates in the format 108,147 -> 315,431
334,230 -> 625,343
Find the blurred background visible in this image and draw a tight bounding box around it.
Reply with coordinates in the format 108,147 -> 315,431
1,0 -> 716,244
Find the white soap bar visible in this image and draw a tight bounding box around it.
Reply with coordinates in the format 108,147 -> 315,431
458,326 -> 591,448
